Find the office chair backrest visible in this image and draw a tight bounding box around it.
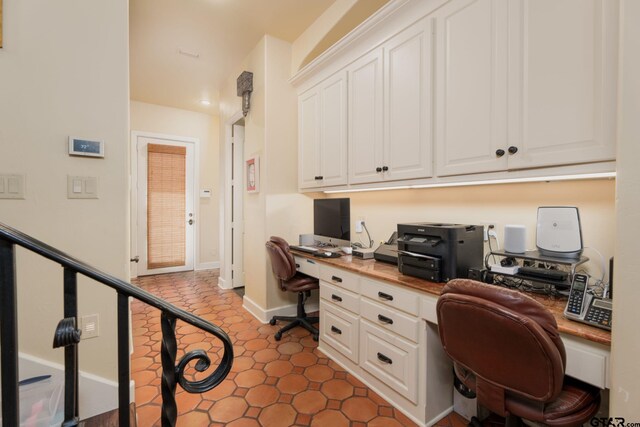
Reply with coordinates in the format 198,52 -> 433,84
436,279 -> 566,413
265,236 -> 296,282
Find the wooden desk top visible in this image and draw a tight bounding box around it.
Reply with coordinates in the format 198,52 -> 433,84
293,251 -> 612,346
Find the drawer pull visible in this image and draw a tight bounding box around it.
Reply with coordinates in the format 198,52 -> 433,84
377,314 -> 393,325
378,291 -> 394,301
331,275 -> 343,283
377,352 -> 393,364
306,259 -> 315,264
331,294 -> 343,302
295,264 -> 300,268
331,326 -> 342,335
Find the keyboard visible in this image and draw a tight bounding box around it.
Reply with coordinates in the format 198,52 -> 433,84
290,245 -> 318,254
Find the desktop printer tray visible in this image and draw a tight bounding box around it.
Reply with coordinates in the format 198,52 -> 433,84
398,253 -> 442,282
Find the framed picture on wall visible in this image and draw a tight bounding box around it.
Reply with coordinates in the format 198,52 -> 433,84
246,155 -> 260,193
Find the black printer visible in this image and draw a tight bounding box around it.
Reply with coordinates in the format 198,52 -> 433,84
397,223 -> 483,282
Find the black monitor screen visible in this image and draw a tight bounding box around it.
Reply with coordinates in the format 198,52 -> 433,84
314,198 -> 350,241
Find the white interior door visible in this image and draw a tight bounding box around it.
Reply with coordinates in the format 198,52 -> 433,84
136,135 -> 195,276
231,124 -> 245,288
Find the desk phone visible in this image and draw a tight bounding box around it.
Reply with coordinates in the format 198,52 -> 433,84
564,273 -> 612,331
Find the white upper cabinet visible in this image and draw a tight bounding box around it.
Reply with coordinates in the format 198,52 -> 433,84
348,50 -> 384,185
507,0 -> 618,169
435,0 -> 509,177
298,72 -> 348,189
383,18 -> 434,181
296,0 -> 618,190
435,0 -> 618,176
298,89 -> 321,188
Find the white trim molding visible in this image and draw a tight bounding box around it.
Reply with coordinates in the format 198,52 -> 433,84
195,261 -> 220,271
242,295 -> 320,324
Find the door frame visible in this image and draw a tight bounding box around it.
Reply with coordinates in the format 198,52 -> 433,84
130,131 -> 200,278
220,111 -> 245,289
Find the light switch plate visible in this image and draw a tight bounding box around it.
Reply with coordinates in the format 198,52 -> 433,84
80,314 -> 100,340
0,174 -> 26,199
67,175 -> 98,199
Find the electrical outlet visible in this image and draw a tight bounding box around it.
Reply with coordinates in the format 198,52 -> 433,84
480,221 -> 497,242
80,314 -> 99,340
355,219 -> 364,233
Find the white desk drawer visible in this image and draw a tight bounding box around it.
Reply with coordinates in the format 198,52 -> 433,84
320,304 -> 359,363
321,281 -> 360,314
563,334 -> 610,389
361,277 -> 420,316
360,320 -> 419,403
360,298 -> 420,343
320,265 -> 359,293
294,256 -> 320,278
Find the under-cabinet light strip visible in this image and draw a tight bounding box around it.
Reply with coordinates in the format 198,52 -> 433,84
323,172 -> 616,194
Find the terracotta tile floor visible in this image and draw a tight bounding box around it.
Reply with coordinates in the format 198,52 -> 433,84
131,270 -> 461,427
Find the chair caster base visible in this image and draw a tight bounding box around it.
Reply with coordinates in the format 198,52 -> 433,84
269,318 -> 277,326
274,332 -> 282,341
313,334 -> 319,341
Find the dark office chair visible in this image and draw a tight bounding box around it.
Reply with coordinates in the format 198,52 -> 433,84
265,236 -> 319,341
436,279 -> 600,427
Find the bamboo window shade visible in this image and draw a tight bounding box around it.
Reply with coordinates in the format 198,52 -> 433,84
147,144 -> 186,269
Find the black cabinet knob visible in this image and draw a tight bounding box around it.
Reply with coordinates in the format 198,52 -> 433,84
495,149 -> 505,157
376,167 -> 382,172
314,176 -> 324,180
382,166 -> 389,171
508,146 -> 518,155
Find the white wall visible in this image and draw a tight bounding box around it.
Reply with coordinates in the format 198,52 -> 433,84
324,179 -> 616,277
219,35 -> 313,312
611,0 -> 640,417
130,101 -> 221,272
0,0 -> 129,386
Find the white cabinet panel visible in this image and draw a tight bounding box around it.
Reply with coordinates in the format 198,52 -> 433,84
360,319 -> 419,403
320,72 -> 349,186
321,281 -> 360,315
298,89 -> 321,189
435,0 -> 509,176
384,18 -> 433,181
507,0 -> 618,169
298,72 -> 348,189
349,50 -> 384,185
321,303 -> 360,363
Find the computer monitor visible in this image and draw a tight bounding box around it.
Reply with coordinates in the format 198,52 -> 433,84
314,198 -> 350,247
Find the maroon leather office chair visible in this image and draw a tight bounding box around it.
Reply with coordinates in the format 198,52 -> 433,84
436,279 -> 600,427
265,236 -> 319,341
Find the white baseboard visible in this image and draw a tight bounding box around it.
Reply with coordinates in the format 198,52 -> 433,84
242,295 -> 319,324
196,261 -> 220,271
218,276 -> 230,289
19,353 -> 135,420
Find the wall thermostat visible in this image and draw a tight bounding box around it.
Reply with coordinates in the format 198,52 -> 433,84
69,137 -> 104,158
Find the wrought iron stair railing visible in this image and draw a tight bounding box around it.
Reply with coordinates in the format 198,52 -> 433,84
0,222 -> 233,427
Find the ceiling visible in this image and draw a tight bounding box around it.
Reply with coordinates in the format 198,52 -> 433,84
130,0 -> 336,114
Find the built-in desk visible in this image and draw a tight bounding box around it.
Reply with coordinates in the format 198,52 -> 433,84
293,251 -> 611,427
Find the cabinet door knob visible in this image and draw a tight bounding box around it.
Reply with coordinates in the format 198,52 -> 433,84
314,176 -> 324,180
376,167 -> 382,172
382,166 -> 389,172
508,146 -> 518,155
495,149 -> 505,157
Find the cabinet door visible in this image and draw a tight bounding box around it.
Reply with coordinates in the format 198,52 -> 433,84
298,88 -> 321,189
348,50 -> 384,185
435,0 -> 509,176
319,72 -> 348,187
384,18 -> 434,181
507,0 -> 618,169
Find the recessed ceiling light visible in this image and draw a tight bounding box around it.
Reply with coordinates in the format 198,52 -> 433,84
200,100 -> 211,106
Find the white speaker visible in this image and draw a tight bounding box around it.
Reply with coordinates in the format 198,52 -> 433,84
536,207 -> 583,258
504,225 -> 526,254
